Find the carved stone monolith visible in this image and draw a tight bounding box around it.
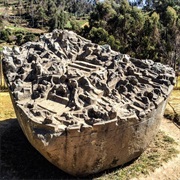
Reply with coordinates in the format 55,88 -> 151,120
2,30 -> 175,176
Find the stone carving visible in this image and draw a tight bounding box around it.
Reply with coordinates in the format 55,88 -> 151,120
2,30 -> 175,176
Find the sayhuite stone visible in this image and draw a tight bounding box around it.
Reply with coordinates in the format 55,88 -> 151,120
2,30 -> 175,176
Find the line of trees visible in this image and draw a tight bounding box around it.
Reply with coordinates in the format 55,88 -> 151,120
81,0 -> 180,68
0,0 -> 179,69
10,0 -> 97,29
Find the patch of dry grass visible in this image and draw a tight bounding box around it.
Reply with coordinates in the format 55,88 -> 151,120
174,75 -> 180,89
168,90 -> 180,109
164,89 -> 180,125
0,92 -> 16,120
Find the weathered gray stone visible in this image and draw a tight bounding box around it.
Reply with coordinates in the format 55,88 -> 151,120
2,29 -> 175,176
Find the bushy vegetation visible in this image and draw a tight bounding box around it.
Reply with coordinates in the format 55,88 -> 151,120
0,28 -> 38,45
0,0 -> 95,29
81,0 -> 180,67
0,0 -> 179,68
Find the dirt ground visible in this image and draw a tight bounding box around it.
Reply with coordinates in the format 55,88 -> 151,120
132,118 -> 180,180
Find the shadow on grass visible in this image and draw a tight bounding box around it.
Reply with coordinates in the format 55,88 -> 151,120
0,119 -> 78,180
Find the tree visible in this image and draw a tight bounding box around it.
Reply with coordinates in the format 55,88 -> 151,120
36,6 -> 47,27
165,6 -> 178,27
89,27 -> 109,44
84,0 -> 179,65
29,0 -> 35,27
0,29 -> 9,42
3,0 -> 9,7
49,9 -> 68,31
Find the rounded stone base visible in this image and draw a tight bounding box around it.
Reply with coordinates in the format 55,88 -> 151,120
12,94 -> 167,176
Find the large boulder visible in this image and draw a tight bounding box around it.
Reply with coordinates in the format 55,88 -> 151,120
2,30 -> 175,176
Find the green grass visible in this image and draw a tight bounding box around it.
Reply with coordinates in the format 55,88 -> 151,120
163,135 -> 176,144
5,25 -> 26,32
65,21 -> 72,29
0,0 -> 19,5
65,18 -> 88,29
76,19 -> 88,27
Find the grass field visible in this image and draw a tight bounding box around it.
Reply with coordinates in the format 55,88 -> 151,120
168,90 -> 180,113
175,75 -> 180,89
0,92 -> 16,120
65,18 -> 88,29
5,25 -> 26,32
164,88 -> 180,125
76,19 -> 89,27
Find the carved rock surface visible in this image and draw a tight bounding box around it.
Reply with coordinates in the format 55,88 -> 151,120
2,30 -> 175,176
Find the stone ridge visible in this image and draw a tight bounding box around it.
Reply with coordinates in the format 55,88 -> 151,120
2,29 -> 175,132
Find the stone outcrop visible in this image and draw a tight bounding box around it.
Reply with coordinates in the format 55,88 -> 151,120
2,30 -> 175,176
